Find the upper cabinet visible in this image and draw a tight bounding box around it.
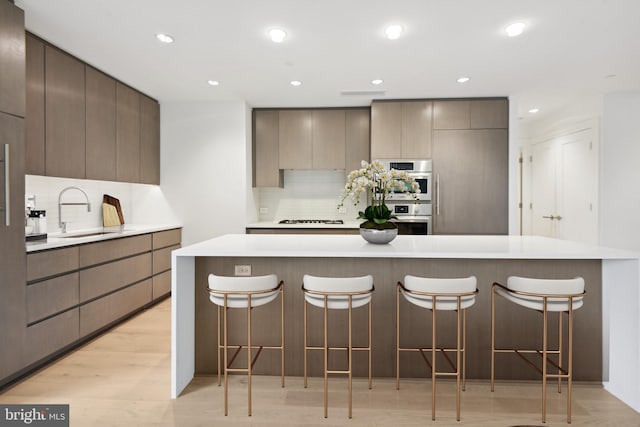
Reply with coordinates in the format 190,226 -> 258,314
278,110 -> 312,169
0,2 -> 25,117
116,83 -> 141,183
371,100 -> 432,160
433,99 -> 508,130
253,110 -> 283,188
253,108 -> 369,186
140,95 -> 161,185
45,46 -> 86,179
85,66 -> 116,181
25,34 -> 44,175
24,34 -> 160,184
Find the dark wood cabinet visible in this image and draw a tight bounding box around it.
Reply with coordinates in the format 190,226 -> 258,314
0,0 -> 26,385
116,82 -> 141,182
25,34 -> 45,175
86,66 -> 116,181
345,109 -> 370,173
312,109 -> 346,169
45,46 -> 86,178
253,110 -> 282,187
371,101 -> 432,159
278,110 -> 312,169
140,95 -> 160,184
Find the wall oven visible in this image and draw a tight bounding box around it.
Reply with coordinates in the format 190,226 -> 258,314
379,159 -> 432,201
390,202 -> 432,235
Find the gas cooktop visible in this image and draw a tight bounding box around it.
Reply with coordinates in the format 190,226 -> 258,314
278,219 -> 344,225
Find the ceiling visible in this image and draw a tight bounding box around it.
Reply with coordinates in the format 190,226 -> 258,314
15,0 -> 640,122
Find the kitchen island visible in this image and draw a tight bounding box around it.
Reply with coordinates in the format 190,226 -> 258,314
171,234 -> 640,412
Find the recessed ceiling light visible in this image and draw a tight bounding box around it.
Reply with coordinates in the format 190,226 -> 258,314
505,22 -> 525,37
457,77 -> 470,83
290,80 -> 302,87
528,108 -> 539,114
385,25 -> 403,40
269,28 -> 287,43
371,79 -> 383,85
207,80 -> 219,86
156,33 -> 174,43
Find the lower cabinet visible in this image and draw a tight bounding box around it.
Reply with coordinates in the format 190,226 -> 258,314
24,227 -> 181,370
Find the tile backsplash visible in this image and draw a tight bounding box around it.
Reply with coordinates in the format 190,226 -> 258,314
25,175 -> 178,233
255,170 -> 364,222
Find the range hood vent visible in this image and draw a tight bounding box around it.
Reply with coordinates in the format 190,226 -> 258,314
340,89 -> 386,96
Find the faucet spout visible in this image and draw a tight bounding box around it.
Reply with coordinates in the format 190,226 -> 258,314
58,186 -> 91,233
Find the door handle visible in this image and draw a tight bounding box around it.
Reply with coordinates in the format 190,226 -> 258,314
436,173 -> 440,215
1,144 -> 9,226
542,215 -> 555,220
555,215 -> 562,220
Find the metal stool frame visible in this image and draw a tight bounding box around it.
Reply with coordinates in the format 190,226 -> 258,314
491,281 -> 586,424
396,281 -> 478,421
207,280 -> 285,416
302,285 -> 374,419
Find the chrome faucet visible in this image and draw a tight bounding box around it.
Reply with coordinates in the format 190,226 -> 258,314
58,186 -> 91,233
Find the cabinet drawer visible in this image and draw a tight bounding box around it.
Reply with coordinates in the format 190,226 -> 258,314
26,308 -> 79,364
80,253 -> 152,302
79,234 -> 151,268
80,279 -> 152,336
153,244 -> 180,274
27,272 -> 79,324
27,246 -> 79,282
152,270 -> 171,300
153,228 -> 181,249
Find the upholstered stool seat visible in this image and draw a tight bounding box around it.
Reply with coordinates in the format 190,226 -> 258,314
302,274 -> 374,419
207,274 -> 285,416
396,275 -> 478,421
491,276 -> 586,424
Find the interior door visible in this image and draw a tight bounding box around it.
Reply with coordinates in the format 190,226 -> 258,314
530,140 -> 557,238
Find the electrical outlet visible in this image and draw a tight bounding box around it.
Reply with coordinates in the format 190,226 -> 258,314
338,206 -> 347,214
259,207 -> 269,214
234,265 -> 251,276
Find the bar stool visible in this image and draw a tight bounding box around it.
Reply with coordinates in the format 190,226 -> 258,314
302,274 -> 374,419
207,274 -> 285,416
396,275 -> 478,421
491,276 -> 585,423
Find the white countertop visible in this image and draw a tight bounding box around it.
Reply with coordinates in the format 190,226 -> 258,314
26,223 -> 182,253
174,234 -> 638,260
245,220 -> 361,229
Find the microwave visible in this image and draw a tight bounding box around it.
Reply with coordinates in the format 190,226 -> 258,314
378,160 -> 432,201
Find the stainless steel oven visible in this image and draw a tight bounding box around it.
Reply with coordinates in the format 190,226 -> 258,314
379,159 -> 432,201
390,202 -> 432,235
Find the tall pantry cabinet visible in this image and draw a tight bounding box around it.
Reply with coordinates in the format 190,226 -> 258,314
0,0 -> 27,382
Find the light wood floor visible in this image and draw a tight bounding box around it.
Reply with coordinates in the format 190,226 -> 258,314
1,298 -> 639,426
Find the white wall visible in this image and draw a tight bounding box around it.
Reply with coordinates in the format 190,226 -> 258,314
601,92 -> 640,252
161,101 -> 250,246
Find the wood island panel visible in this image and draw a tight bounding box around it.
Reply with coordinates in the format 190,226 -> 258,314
193,256 -> 602,381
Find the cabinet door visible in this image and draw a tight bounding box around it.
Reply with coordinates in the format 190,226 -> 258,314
433,129 -> 508,234
370,101 -> 401,159
278,110 -> 312,169
401,101 -> 432,158
86,67 -> 116,181
25,34 -> 45,175
0,112 -> 26,381
0,2 -> 25,117
45,46 -> 86,178
140,95 -> 160,184
470,99 -> 508,129
116,83 -> 141,182
433,100 -> 470,130
253,110 -> 282,187
345,109 -> 370,173
312,109 -> 345,169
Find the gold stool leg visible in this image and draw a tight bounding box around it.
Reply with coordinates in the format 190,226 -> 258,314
542,297 -> 548,423
568,301 -> 574,423
456,299 -> 461,421
368,297 -> 372,390
223,298 -> 229,416
217,305 -> 221,387
396,285 -> 401,390
348,295 -> 353,419
281,287 -> 285,388
462,308 -> 467,392
431,299 -> 437,421
247,297 -> 252,417
558,311 -> 563,393
303,298 -> 308,388
324,296 -> 329,419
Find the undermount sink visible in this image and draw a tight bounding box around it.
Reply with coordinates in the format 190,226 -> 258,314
58,231 -> 119,238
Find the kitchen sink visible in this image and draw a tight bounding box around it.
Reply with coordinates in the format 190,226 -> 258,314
58,231 -> 120,238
